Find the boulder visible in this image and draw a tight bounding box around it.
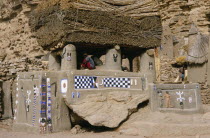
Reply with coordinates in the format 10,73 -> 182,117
65,91 -> 148,128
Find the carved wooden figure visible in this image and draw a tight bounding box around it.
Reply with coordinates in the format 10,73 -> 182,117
164,91 -> 172,108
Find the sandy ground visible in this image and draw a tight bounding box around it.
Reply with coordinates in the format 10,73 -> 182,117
0,128 -> 210,138
119,104 -> 210,137
0,129 -> 138,138
0,119 -> 141,138
1,121 -> 210,138
1,105 -> 210,138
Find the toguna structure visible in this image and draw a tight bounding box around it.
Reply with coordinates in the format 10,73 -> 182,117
13,44 -> 202,133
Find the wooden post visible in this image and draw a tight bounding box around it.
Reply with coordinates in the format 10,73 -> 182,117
154,47 -> 160,82
207,35 -> 210,86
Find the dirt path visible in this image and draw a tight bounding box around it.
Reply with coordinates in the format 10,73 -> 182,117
1,128 -> 210,138
0,119 -> 210,138
1,105 -> 210,138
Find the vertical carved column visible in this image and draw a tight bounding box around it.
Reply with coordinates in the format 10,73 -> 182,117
105,46 -> 121,71
132,56 -> 140,72
61,44 -> 77,71
140,49 -> 156,82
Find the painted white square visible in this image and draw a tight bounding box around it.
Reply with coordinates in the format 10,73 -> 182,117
61,79 -> 68,93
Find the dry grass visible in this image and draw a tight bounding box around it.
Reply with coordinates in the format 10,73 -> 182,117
36,0 -> 78,11
175,56 -> 186,65
31,0 -> 161,49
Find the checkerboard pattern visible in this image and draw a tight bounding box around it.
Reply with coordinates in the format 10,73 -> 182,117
104,77 -> 131,88
74,76 -> 95,89
32,94 -> 37,126
41,78 -> 47,118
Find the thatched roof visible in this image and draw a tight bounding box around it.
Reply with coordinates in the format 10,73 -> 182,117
187,32 -> 209,64
29,0 -> 161,50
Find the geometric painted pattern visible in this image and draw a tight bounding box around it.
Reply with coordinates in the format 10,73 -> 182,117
104,77 -> 131,88
74,76 -> 96,89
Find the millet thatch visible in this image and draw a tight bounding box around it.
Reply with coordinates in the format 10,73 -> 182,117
29,0 -> 162,50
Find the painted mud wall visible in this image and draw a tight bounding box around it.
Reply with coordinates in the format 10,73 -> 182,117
63,70 -> 151,102
13,72 -> 71,133
13,69 -> 154,132
150,84 -> 202,113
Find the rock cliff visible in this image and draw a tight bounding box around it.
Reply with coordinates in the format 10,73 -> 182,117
0,0 -> 47,81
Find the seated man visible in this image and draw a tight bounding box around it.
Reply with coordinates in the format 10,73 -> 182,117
92,56 -> 103,66
81,53 -> 95,70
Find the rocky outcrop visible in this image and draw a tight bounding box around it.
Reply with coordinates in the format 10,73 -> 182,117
0,0 -> 47,80
0,0 -> 22,21
0,58 -> 48,81
65,91 -> 149,128
157,0 -> 210,58
0,0 -> 46,61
